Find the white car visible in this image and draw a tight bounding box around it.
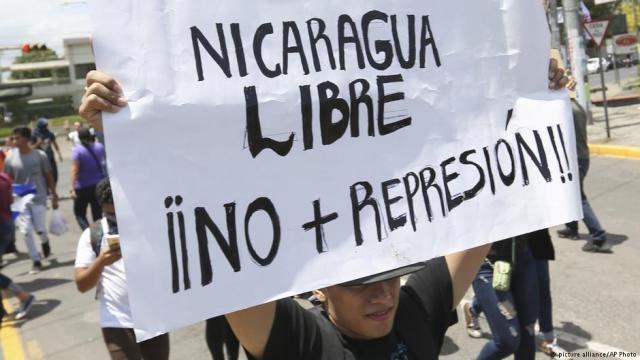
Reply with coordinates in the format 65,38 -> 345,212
587,57 -> 609,74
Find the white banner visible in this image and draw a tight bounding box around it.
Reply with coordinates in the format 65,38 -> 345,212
90,0 -> 581,337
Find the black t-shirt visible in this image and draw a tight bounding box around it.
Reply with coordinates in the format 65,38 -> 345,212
32,129 -> 55,160
250,257 -> 456,360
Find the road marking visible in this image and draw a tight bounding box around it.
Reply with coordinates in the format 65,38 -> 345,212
589,144 -> 640,160
555,330 -> 633,360
531,323 -> 632,360
0,298 -> 27,360
26,340 -> 43,360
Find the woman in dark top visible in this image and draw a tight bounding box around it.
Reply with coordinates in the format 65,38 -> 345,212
70,129 -> 106,230
466,230 -> 550,360
529,230 -> 567,356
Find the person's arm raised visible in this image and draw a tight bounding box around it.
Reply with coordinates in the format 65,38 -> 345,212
225,302 -> 276,360
79,70 -> 277,359
78,71 -> 127,131
446,58 -> 568,310
548,58 -> 569,90
445,244 -> 491,310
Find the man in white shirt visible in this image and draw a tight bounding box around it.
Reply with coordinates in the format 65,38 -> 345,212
68,122 -> 82,147
74,178 -> 169,359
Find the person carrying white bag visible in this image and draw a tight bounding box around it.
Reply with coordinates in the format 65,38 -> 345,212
4,127 -> 59,274
49,209 -> 68,237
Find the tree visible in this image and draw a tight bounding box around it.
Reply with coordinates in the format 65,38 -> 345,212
619,1 -> 640,34
583,0 -> 620,19
9,46 -> 70,81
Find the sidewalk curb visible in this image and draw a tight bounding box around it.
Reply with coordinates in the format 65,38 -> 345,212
591,93 -> 640,107
0,298 -> 27,360
589,144 -> 640,160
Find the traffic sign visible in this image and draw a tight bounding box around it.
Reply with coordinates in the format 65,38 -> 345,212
613,34 -> 637,54
584,20 -> 611,48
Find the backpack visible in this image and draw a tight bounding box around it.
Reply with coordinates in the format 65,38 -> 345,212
88,220 -> 104,299
89,220 -> 104,258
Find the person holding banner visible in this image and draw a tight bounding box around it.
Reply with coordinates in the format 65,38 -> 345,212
77,57 -> 568,359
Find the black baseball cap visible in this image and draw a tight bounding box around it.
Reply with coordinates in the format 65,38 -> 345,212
339,262 -> 427,286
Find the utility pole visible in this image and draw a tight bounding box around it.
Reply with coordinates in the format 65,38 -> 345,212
549,0 -> 562,50
633,0 -> 640,78
562,0 -> 589,111
634,0 -> 639,41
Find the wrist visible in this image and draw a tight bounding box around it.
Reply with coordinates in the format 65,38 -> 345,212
95,254 -> 107,268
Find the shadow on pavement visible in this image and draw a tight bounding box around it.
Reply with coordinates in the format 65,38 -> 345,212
10,298 -> 61,325
440,335 -> 460,356
0,251 -> 31,267
557,321 -> 592,340
569,232 -> 628,251
19,277 -> 72,293
605,233 -> 628,247
42,258 -> 76,271
557,337 -> 582,352
610,121 -> 640,130
13,259 -> 77,276
552,321 -> 594,352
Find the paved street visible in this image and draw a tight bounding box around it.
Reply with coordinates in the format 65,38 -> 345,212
0,139 -> 238,360
442,155 -> 640,359
3,1 -> 640,358
587,65 -> 637,89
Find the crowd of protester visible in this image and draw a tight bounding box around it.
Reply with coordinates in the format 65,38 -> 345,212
68,56 -> 608,360
0,3 -> 615,360
0,48 -> 612,360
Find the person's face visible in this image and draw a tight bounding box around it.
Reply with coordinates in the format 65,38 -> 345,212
74,122 -> 81,130
318,277 -> 401,339
12,133 -> 30,149
5,136 -> 15,147
102,203 -> 116,219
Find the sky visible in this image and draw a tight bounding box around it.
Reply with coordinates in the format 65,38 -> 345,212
0,0 -> 91,68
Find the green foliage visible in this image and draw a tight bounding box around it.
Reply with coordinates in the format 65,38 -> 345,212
4,96 -> 75,124
9,48 -> 70,80
0,103 -> 80,138
13,48 -> 58,64
583,0 -> 621,19
0,128 -> 12,139
619,1 -> 640,33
